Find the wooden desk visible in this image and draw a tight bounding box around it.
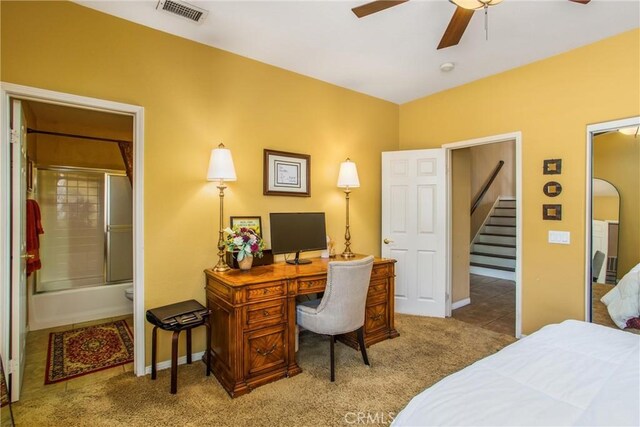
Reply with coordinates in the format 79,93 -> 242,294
204,255 -> 398,397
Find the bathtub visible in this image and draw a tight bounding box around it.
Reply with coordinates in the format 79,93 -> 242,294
29,282 -> 133,331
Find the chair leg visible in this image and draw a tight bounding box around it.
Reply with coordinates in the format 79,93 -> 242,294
357,326 -> 370,366
330,335 -> 335,382
171,330 -> 180,394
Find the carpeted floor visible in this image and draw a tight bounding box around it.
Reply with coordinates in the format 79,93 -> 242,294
13,315 -> 515,426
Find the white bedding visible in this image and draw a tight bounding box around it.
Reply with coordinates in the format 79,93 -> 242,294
393,320 -> 640,426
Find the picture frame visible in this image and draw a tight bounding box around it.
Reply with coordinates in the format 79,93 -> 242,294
263,149 -> 310,197
543,159 -> 562,175
543,181 -> 562,197
230,216 -> 262,237
543,204 -> 562,220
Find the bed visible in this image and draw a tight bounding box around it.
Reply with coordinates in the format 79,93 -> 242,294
393,320 -> 640,426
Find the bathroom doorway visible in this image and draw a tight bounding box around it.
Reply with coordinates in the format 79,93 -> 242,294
1,83 -> 145,402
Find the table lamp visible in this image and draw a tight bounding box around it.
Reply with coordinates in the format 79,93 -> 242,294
337,158 -> 360,258
207,143 -> 237,272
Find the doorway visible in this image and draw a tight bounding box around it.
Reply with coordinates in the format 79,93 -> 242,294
444,132 -> 523,338
0,83 -> 145,402
586,116 -> 639,331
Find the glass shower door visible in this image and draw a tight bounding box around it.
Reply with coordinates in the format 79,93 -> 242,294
106,174 -> 133,283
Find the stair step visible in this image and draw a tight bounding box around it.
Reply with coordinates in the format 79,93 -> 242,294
483,225 -> 516,235
476,234 -> 516,246
470,262 -> 515,272
470,254 -> 516,268
472,243 -> 516,257
470,251 -> 516,260
488,216 -> 516,226
481,232 -> 516,237
491,215 -> 516,218
475,242 -> 515,248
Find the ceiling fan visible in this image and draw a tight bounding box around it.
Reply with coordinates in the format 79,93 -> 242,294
352,0 -> 591,50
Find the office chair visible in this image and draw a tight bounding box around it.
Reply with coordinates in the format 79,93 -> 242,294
592,250 -> 606,282
296,255 -> 374,382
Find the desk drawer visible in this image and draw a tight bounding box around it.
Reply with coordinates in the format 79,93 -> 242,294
297,277 -> 326,294
244,324 -> 287,378
247,281 -> 287,302
365,301 -> 388,335
244,300 -> 286,330
367,278 -> 387,299
371,264 -> 391,281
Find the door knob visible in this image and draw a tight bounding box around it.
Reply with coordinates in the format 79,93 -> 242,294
21,253 -> 35,259
383,238 -> 393,245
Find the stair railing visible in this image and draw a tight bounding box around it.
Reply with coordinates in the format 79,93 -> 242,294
471,160 -> 504,215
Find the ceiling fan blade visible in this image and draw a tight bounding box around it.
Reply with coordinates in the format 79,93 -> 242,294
569,0 -> 591,3
351,0 -> 409,18
437,6 -> 475,50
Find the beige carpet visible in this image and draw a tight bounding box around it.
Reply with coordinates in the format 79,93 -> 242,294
13,315 -> 515,426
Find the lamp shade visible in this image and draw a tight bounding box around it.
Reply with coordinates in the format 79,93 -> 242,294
337,159 -> 360,188
450,0 -> 503,10
207,144 -> 237,181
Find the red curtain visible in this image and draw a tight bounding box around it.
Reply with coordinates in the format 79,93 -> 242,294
118,141 -> 133,186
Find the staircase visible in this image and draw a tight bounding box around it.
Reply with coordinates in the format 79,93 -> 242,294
470,198 -> 516,280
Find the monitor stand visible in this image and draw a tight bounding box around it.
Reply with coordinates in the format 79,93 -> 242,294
286,251 -> 312,265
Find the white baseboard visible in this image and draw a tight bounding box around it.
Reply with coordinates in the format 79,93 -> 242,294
451,298 -> 471,310
143,350 -> 206,376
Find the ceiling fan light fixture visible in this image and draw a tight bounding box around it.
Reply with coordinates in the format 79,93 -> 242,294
618,126 -> 639,137
450,0 -> 503,10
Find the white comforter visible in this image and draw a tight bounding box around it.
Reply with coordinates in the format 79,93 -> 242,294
393,320 -> 640,426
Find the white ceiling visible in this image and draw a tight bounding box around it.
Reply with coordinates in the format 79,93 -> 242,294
74,0 -> 640,104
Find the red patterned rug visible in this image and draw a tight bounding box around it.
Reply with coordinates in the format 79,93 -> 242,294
45,320 -> 134,384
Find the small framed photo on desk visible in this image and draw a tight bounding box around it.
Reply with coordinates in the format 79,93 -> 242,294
230,216 -> 262,237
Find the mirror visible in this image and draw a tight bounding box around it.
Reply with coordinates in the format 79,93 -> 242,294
589,122 -> 639,330
1,356 -> 14,426
591,178 -> 619,284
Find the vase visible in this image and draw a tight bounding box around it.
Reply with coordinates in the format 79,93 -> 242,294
238,254 -> 253,271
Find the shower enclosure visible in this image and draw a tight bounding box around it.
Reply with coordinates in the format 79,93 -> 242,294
35,167 -> 132,293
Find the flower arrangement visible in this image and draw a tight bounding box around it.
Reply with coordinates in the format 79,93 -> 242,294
224,226 -> 265,261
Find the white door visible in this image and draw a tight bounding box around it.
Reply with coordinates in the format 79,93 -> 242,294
382,149 -> 447,317
592,220 -> 608,283
10,99 -> 28,401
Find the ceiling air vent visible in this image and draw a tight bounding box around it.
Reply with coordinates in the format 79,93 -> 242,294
156,0 -> 209,24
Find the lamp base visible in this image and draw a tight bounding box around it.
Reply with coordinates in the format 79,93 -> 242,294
213,257 -> 230,272
341,248 -> 356,258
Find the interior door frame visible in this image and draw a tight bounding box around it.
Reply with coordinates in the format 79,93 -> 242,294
443,131 -> 523,338
585,116 -> 639,322
0,82 -> 146,379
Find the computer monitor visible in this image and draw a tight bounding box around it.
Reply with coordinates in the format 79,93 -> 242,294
269,212 -> 327,265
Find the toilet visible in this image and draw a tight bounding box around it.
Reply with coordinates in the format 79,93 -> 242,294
124,287 -> 134,301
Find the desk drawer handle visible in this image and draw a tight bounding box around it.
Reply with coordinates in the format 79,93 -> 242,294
262,288 -> 270,295
256,344 -> 277,357
263,310 -> 270,317
370,313 -> 383,321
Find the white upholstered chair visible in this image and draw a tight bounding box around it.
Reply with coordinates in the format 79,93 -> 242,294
296,255 -> 374,382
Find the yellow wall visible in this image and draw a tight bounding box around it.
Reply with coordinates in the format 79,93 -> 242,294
35,138 -> 125,171
593,196 -> 619,222
400,29 -> 640,334
593,132 -> 640,279
1,1 -> 399,362
470,141 -> 515,239
451,149 -> 471,303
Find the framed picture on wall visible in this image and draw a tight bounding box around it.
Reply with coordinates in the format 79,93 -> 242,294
229,216 -> 262,237
263,149 -> 310,197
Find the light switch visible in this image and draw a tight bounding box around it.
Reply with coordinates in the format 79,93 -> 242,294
548,231 -> 570,245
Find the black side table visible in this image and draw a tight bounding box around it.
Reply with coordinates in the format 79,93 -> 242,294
146,299 -> 212,394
